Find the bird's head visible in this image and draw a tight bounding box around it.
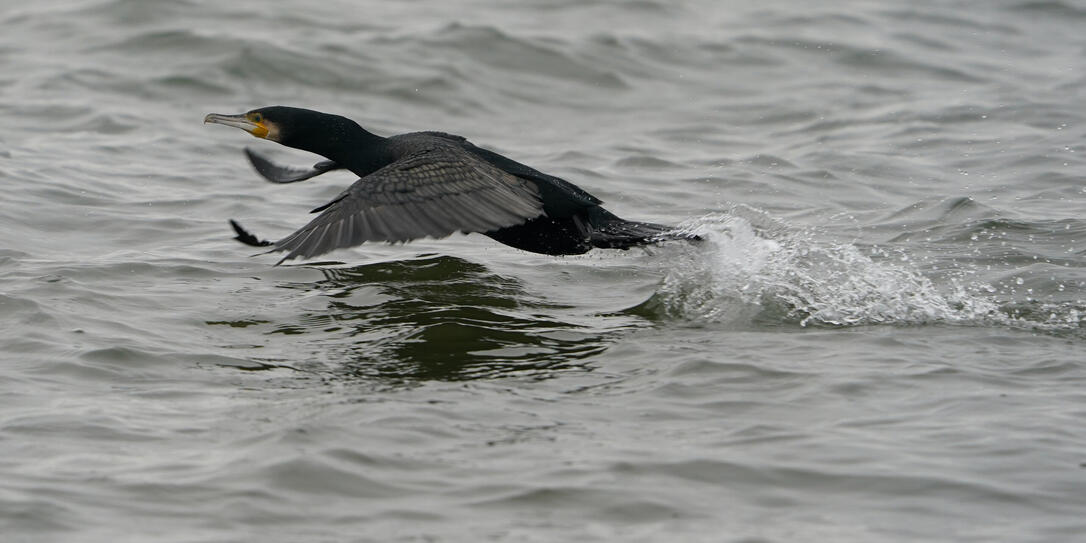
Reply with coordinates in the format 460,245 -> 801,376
204,106 -> 368,159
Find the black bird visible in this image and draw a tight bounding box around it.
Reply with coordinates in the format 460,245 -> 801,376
204,106 -> 695,263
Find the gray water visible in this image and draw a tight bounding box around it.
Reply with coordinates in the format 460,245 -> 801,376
2,0 -> 1085,541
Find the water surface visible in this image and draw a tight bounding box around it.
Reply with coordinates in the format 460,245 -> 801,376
2,1 -> 1085,541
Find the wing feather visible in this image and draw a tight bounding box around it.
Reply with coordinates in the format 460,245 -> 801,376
270,144 -> 544,263
245,148 -> 340,184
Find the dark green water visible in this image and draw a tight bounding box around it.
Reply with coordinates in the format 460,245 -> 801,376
2,1 -> 1084,541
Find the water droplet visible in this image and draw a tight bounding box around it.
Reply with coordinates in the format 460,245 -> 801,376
1015,277 -> 1024,285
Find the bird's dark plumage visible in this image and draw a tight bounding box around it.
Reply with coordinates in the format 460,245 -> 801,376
244,148 -> 340,184
204,106 -> 696,263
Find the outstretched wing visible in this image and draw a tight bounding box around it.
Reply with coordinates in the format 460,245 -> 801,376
245,148 -> 340,184
269,146 -> 544,263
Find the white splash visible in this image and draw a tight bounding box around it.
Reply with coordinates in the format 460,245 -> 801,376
654,207 -> 1010,328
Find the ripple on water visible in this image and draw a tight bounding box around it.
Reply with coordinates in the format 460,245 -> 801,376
418,23 -> 628,90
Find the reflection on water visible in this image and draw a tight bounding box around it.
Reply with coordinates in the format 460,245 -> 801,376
213,255 -> 626,382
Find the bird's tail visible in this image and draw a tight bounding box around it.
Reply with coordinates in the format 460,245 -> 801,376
586,208 -> 700,250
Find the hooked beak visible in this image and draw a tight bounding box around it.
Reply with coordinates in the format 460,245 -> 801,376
204,113 -> 270,139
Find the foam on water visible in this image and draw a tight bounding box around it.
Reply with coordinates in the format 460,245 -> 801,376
652,207 -> 1084,333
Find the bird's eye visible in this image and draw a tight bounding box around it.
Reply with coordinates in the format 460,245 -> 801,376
250,113 -> 263,123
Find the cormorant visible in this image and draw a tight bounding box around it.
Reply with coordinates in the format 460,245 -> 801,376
204,106 -> 696,263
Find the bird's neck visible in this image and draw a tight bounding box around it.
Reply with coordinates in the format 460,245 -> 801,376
318,128 -> 392,178
278,116 -> 391,177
